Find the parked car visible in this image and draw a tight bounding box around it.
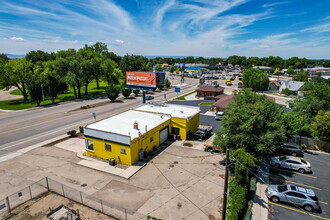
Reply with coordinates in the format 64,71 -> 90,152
270,156 -> 311,173
275,143 -> 304,157
266,184 -> 320,212
193,125 -> 213,140
213,75 -> 219,79
145,95 -> 154,100
215,111 -> 224,120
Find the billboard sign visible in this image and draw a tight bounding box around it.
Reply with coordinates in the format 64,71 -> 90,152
126,72 -> 156,88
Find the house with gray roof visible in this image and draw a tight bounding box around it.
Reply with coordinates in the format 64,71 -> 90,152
279,80 -> 305,95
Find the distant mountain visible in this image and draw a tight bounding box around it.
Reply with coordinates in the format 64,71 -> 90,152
5,54 -> 25,59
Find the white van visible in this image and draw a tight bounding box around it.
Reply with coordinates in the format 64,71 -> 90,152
215,111 -> 224,120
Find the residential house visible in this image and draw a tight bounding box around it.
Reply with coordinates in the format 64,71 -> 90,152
279,80 -> 305,95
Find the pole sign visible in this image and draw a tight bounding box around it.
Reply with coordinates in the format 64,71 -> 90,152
175,88 -> 181,93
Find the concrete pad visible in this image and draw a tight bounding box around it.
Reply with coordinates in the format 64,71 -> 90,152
55,138 -> 85,153
252,161 -> 269,220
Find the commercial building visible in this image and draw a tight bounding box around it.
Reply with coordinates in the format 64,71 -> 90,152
84,103 -> 200,165
196,85 -> 225,98
133,103 -> 200,140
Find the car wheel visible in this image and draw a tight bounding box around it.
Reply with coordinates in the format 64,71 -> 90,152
292,152 -> 297,156
303,204 -> 313,212
271,196 -> 280,203
207,148 -> 213,153
274,164 -> 281,168
298,168 -> 305,173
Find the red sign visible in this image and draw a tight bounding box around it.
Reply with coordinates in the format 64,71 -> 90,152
126,72 -> 156,88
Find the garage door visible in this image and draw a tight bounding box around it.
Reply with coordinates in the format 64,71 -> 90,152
160,127 -> 168,144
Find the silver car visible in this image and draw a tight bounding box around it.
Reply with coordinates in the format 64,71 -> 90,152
266,184 -> 320,211
270,156 -> 311,173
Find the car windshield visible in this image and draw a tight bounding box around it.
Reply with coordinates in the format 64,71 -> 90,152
309,195 -> 319,201
301,160 -> 308,164
278,185 -> 288,192
279,156 -> 286,161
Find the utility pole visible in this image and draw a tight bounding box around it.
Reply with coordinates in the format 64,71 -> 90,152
222,148 -> 230,220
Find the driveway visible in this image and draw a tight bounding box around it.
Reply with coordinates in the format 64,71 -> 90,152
269,151 -> 330,220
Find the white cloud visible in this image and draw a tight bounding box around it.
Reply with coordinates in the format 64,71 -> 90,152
115,40 -> 124,44
10,36 -> 24,41
301,22 -> 330,33
258,44 -> 270,48
262,1 -> 291,8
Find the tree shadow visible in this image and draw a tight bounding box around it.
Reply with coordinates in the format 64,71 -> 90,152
254,194 -> 268,209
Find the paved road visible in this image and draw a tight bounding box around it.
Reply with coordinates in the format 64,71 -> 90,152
269,151 -> 330,220
0,77 -> 200,156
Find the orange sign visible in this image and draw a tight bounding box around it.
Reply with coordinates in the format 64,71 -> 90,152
126,72 -> 156,88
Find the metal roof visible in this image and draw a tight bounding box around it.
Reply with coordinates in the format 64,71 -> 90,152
133,102 -> 200,119
86,110 -> 171,140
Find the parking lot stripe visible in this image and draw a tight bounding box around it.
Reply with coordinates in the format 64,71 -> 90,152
319,201 -> 329,205
270,167 -> 317,178
270,177 -> 322,190
269,202 -> 330,220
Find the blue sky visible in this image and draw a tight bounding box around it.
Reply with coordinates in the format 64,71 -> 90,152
0,0 -> 330,58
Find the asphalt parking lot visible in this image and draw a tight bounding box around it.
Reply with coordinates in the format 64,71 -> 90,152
269,151 -> 330,220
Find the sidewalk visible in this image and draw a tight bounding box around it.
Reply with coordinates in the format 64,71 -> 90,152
54,138 -> 146,179
252,161 -> 269,220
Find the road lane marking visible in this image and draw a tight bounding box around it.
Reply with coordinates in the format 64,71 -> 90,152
269,202 -> 330,220
270,167 -> 317,178
319,201 -> 329,205
270,177 -> 322,190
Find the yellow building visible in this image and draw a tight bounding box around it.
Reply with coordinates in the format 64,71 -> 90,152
133,103 -> 200,140
84,103 -> 200,165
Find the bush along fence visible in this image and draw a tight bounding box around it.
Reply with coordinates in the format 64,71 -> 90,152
0,177 -> 147,220
290,135 -> 330,153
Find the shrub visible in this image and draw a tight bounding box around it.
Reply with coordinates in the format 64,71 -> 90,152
300,144 -> 307,150
79,126 -> 84,133
227,179 -> 247,220
312,145 -> 319,151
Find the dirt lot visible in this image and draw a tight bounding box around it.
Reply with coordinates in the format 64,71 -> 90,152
7,192 -> 114,220
0,139 -> 225,220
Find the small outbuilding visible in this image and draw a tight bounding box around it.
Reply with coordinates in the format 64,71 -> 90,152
268,80 -> 281,92
212,95 -> 234,112
196,85 -> 225,98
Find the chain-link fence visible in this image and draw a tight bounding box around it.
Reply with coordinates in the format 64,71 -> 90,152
0,177 -> 147,220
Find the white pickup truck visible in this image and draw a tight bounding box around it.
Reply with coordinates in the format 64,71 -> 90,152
193,125 -> 213,140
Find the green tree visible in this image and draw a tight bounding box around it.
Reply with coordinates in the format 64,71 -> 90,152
214,89 -> 287,161
286,67 -> 294,76
169,66 -> 175,73
106,82 -> 121,101
242,68 -> 269,91
133,89 -> 140,96
0,53 -> 9,61
119,54 -> 148,72
2,58 -> 33,101
185,56 -> 195,63
25,50 -> 54,64
175,68 -> 180,75
155,64 -> 162,71
282,88 -> 292,96
311,110 -> 330,142
165,78 -> 171,88
292,70 -> 308,82
122,87 -> 132,98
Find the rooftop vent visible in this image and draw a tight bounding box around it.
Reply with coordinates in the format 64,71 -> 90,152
133,121 -> 138,129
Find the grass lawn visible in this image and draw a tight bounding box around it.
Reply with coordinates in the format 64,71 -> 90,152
173,91 -> 196,101
0,80 -> 110,110
198,102 -> 214,106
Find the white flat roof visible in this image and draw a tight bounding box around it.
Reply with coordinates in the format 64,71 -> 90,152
133,103 -> 200,119
86,110 -> 171,140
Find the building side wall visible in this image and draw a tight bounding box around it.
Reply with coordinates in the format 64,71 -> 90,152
171,117 -> 188,140
130,120 -> 171,163
85,137 -> 133,165
186,113 -> 200,136
85,119 -> 171,165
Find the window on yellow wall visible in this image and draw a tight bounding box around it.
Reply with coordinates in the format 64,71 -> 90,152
85,139 -> 94,151
150,137 -> 153,143
120,148 -> 126,154
105,144 -> 111,151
